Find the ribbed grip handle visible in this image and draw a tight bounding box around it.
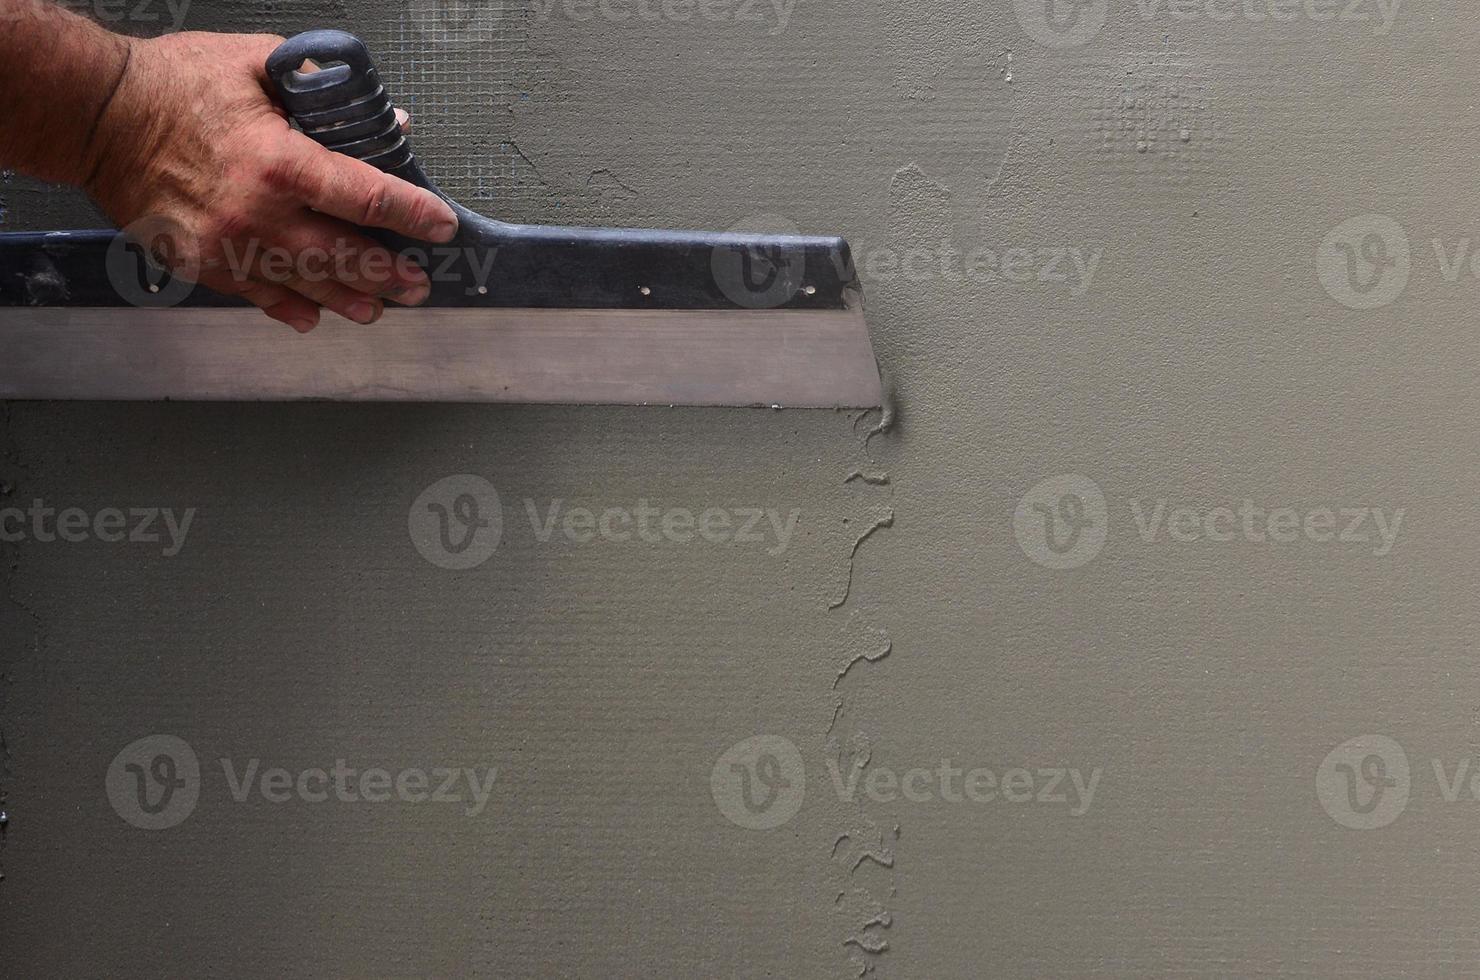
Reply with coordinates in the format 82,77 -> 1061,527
265,30 -> 414,175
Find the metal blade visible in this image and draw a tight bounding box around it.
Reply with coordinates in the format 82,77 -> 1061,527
0,307 -> 883,407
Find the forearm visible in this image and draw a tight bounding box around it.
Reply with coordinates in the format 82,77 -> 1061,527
0,0 -> 132,186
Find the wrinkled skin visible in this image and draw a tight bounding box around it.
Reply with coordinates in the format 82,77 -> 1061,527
83,32 -> 459,332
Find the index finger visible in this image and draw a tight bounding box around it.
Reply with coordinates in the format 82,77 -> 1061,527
276,134 -> 459,243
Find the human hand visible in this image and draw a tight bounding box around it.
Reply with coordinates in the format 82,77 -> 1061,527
84,31 -> 459,332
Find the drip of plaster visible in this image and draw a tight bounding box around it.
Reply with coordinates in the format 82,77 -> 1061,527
855,379 -> 897,452
834,616 -> 892,689
826,695 -> 845,736
830,812 -> 902,975
825,406 -> 900,975
830,817 -> 900,873
842,912 -> 892,953
827,510 -> 895,610
842,907 -> 894,975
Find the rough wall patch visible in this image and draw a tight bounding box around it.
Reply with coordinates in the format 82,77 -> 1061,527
825,405 -> 899,975
1088,52 -> 1223,179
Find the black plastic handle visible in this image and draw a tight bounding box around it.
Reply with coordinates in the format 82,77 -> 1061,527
265,30 -> 420,182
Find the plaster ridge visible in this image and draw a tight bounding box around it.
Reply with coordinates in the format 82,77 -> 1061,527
834,624 -> 891,689
827,510 -> 895,611
825,409 -> 898,976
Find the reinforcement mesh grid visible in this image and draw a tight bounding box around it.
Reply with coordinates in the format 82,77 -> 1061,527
374,1 -> 546,211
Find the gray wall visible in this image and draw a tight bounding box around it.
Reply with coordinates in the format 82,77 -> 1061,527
3,0 -> 1476,976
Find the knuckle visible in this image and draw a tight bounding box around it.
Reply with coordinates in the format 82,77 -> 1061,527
289,275 -> 339,305
403,194 -> 435,233
359,181 -> 392,227
261,149 -> 321,200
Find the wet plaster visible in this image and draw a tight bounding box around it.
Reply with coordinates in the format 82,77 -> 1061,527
6,0 -> 1480,977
